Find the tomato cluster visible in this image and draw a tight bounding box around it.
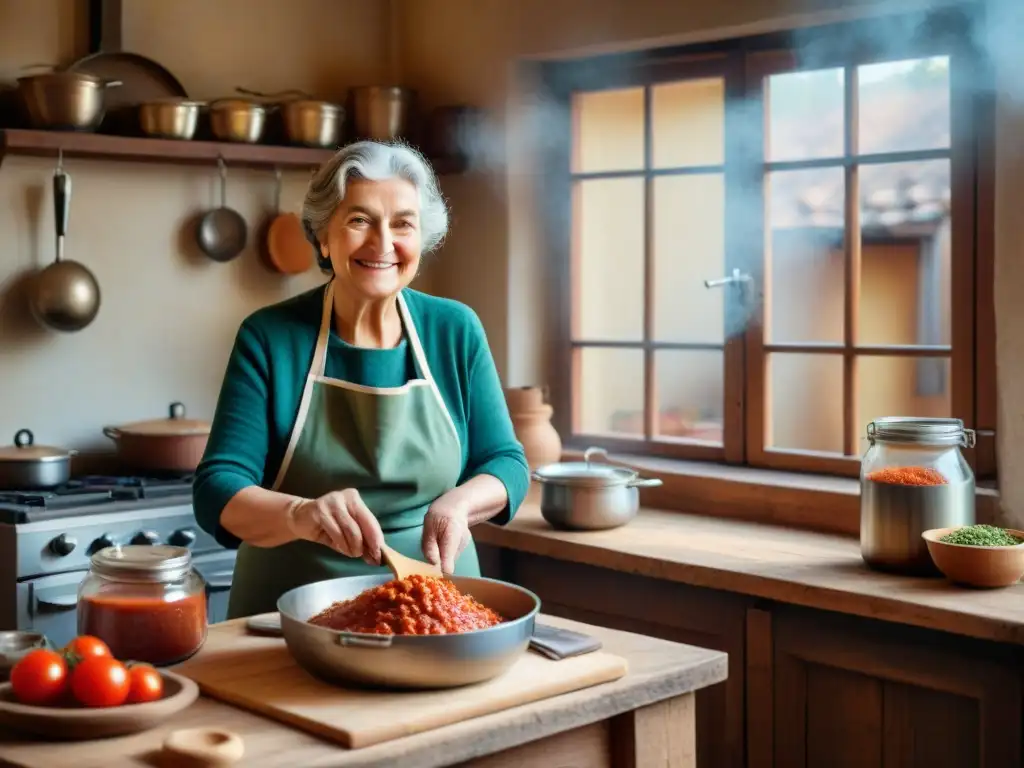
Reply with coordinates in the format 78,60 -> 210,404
9,635 -> 164,708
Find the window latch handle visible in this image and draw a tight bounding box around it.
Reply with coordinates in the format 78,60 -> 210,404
704,268 -> 753,289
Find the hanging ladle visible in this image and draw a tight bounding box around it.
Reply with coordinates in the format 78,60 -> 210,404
28,151 -> 102,333
196,156 -> 247,262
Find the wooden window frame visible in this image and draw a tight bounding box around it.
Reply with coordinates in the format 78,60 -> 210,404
538,6 -> 997,485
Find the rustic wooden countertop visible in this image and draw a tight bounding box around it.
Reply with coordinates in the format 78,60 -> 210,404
474,497 -> 1024,646
0,616 -> 727,768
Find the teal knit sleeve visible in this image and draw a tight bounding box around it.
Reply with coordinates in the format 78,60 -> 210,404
193,320 -> 271,549
462,312 -> 530,525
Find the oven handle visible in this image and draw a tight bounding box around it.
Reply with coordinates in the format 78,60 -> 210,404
203,570 -> 233,592
35,593 -> 78,610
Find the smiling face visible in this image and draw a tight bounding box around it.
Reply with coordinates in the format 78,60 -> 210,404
320,178 -> 422,301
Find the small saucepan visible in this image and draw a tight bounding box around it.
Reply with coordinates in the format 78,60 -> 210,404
0,429 -> 77,490
103,402 -> 211,474
531,447 -> 662,531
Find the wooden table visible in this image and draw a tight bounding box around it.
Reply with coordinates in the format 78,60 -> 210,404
0,617 -> 727,768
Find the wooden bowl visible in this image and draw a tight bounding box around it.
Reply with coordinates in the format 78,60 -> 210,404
922,527 -> 1024,588
0,669 -> 198,740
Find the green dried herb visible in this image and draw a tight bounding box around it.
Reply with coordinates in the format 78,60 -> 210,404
940,524 -> 1023,547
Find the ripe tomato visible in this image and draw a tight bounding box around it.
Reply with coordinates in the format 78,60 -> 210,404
125,664 -> 163,704
63,635 -> 111,662
10,649 -> 68,706
69,656 -> 129,708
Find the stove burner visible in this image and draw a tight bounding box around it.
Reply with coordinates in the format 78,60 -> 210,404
0,474 -> 195,518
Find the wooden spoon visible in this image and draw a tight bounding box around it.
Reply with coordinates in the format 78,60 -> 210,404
161,727 -> 244,767
380,543 -> 443,580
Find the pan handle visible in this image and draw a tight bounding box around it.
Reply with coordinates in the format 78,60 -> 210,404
102,426 -> 121,440
53,165 -> 71,263
338,634 -> 394,649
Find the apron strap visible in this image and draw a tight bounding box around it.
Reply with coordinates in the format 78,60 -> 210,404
397,292 -> 461,447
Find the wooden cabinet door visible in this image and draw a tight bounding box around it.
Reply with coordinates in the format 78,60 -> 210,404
769,607 -> 1021,768
503,551 -> 749,768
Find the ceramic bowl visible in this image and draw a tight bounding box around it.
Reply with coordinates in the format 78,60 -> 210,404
0,669 -> 198,740
922,526 -> 1024,588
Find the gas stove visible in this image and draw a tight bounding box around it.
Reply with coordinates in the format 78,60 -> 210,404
0,473 -> 237,646
0,474 -> 196,523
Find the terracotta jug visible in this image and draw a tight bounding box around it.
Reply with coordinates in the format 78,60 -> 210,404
504,387 -> 562,471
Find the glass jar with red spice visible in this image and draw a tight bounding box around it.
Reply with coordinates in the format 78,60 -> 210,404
861,417 -> 976,575
77,545 -> 207,666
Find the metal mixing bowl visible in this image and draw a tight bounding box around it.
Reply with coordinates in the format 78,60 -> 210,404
277,574 -> 540,689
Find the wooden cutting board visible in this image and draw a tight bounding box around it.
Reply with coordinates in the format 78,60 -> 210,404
175,618 -> 628,749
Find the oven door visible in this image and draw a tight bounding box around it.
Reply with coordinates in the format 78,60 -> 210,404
16,570 -> 88,649
192,550 -> 236,625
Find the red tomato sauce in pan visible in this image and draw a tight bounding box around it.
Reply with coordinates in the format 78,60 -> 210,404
307,575 -> 504,635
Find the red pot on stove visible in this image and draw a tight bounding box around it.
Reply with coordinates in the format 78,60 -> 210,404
103,402 -> 211,473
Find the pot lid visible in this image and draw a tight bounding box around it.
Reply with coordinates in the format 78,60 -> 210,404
0,429 -> 73,463
110,402 -> 211,437
532,447 -> 638,488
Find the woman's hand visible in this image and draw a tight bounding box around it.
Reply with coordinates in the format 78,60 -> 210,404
421,502 -> 471,575
287,489 -> 384,565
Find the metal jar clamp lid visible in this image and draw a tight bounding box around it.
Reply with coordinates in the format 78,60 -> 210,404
90,544 -> 193,583
866,417 -> 976,448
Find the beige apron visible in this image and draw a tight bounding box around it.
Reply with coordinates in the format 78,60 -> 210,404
227,281 -> 474,618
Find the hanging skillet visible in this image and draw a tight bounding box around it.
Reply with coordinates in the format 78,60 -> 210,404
196,157 -> 247,262
29,156 -> 102,333
262,168 -> 313,275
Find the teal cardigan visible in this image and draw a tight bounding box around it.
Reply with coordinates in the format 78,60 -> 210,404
193,283 -> 529,549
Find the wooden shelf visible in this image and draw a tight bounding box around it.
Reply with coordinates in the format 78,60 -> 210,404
0,129 -> 336,170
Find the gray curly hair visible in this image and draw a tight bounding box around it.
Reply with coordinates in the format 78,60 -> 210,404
301,140 -> 449,271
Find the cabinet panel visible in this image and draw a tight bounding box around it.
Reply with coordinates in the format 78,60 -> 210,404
505,551 -> 749,768
772,607 -> 1021,768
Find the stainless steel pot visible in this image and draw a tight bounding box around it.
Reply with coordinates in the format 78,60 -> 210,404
0,429 -> 76,490
531,447 -> 662,531
208,98 -> 267,143
349,86 -> 415,141
103,402 -> 211,473
138,98 -> 203,140
17,70 -> 121,131
236,88 -> 342,148
266,574 -> 539,689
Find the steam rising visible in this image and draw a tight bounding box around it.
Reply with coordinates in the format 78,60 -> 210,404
440,1 -> 1020,344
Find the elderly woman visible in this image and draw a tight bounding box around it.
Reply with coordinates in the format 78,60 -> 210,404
192,140 -> 529,619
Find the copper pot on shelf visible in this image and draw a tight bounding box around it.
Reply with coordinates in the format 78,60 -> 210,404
102,402 -> 210,473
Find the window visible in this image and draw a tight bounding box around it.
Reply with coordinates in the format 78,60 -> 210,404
539,8 -> 995,480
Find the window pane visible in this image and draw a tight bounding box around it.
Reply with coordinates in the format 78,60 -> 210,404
652,174 -> 724,343
767,68 -> 844,162
575,178 -> 644,340
767,353 -> 843,454
857,356 -> 951,444
572,88 -> 644,173
858,57 -> 950,155
858,160 -> 951,346
651,78 -> 725,168
577,347 -> 645,437
766,168 -> 845,343
655,350 -> 723,444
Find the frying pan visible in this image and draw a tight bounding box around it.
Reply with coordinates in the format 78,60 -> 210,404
65,0 -> 188,134
197,158 -> 247,262
28,158 -> 102,333
263,169 -> 313,275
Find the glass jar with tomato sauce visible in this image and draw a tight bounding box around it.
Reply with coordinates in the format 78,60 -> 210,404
77,544 -> 207,666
